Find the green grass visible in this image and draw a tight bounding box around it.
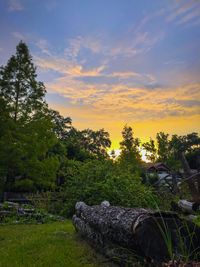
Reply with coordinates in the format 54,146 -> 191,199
0,221 -> 114,267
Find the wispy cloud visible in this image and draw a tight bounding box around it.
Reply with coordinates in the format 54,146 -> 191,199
9,12 -> 199,127
45,66 -> 200,121
166,0 -> 200,26
164,59 -> 185,65
2,0 -> 199,145
110,71 -> 141,78
12,31 -> 26,40
64,30 -> 164,61
35,52 -> 157,88
176,8 -> 200,25
8,0 -> 24,11
35,55 -> 106,77
106,31 -> 164,58
35,39 -> 51,55
12,32 -> 51,56
65,36 -> 102,60
167,1 -> 197,22
32,30 -> 199,122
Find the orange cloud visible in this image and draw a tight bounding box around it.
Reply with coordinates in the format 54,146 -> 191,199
33,38 -> 200,150
35,55 -> 105,77
46,75 -> 200,121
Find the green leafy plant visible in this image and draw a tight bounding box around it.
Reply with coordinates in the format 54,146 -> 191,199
153,202 -> 200,264
57,159 -> 159,217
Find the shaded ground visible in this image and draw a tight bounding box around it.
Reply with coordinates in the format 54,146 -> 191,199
0,221 -> 115,267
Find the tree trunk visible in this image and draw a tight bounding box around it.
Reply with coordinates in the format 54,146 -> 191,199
171,172 -> 178,194
179,151 -> 200,202
73,201 -> 200,266
14,81 -> 20,122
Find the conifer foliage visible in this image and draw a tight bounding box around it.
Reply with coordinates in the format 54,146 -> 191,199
0,42 -> 59,192
0,41 -> 46,122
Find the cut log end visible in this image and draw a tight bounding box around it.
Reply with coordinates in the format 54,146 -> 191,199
73,201 -> 200,266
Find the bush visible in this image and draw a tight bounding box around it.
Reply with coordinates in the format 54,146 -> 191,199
13,179 -> 35,192
57,159 -> 159,217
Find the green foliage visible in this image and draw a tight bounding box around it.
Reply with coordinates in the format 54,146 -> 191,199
143,138 -> 157,162
0,41 -> 46,122
186,147 -> 200,169
142,131 -> 200,173
80,128 -> 111,158
145,172 -> 159,185
156,132 -> 170,162
0,42 -> 59,191
48,109 -> 72,140
118,125 -> 141,172
0,204 -> 60,225
27,191 -> 55,211
63,127 -> 111,160
1,42 -> 199,218
120,125 -> 140,156
155,210 -> 200,263
13,179 -> 34,192
156,132 -> 200,171
58,159 -> 158,217
170,133 -> 200,154
0,110 -> 59,191
194,216 -> 200,227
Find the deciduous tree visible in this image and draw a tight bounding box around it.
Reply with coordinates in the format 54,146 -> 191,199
118,125 -> 141,171
143,138 -> 157,162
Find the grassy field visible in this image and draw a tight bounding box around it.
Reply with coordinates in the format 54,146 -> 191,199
0,221 -> 114,267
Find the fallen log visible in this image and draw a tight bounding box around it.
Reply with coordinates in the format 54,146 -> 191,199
72,201 -> 200,266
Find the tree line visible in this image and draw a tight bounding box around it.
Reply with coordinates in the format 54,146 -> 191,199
0,42 -> 113,192
0,42 -> 199,212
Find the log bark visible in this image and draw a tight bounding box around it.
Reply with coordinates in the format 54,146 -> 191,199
73,201 -> 200,266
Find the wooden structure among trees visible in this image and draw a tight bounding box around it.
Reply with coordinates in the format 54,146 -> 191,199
147,162 -> 171,173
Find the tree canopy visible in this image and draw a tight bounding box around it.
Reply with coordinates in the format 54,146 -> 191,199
0,42 -> 59,191
0,42 -> 199,208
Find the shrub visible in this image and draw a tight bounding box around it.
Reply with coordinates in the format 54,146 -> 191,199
13,179 -> 35,192
58,159 -> 159,217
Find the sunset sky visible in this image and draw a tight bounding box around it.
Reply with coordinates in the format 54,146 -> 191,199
0,0 -> 200,150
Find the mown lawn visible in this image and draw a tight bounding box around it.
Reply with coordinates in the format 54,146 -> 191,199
0,221 -> 114,267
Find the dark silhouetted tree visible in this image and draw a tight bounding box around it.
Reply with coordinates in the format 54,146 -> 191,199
0,41 -> 46,122
170,133 -> 200,202
0,42 -> 59,192
118,125 -> 141,171
143,138 -> 157,163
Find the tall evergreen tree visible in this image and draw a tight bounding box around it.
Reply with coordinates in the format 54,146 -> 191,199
0,42 -> 59,192
0,41 -> 46,122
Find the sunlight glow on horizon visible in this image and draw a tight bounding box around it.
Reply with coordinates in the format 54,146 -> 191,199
0,0 -> 199,143
108,148 -> 149,162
